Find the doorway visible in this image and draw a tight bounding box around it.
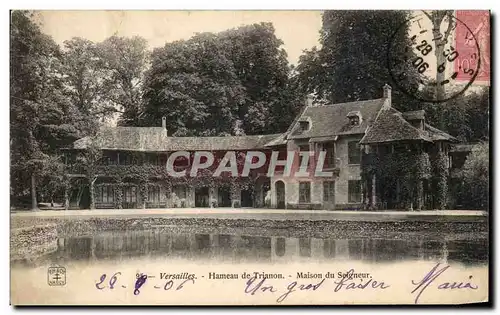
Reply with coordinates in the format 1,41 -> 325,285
275,180 -> 285,209
195,187 -> 210,207
241,189 -> 253,208
218,186 -> 231,207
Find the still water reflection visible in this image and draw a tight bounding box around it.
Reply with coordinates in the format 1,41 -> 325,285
28,229 -> 489,266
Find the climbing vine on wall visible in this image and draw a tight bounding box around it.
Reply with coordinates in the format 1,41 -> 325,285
67,161 -> 259,208
112,176 -> 124,209
432,151 -> 449,210
361,145 -> 432,209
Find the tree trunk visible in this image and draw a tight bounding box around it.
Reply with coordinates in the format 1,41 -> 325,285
31,174 -> 38,211
362,177 -> 368,209
76,186 -> 83,209
416,179 -> 424,211
371,174 -> 377,208
433,24 -> 446,102
89,177 -> 96,210
141,182 -> 147,209
64,184 -> 70,210
426,11 -> 454,129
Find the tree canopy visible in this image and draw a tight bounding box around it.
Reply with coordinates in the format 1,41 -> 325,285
143,23 -> 303,136
295,10 -> 421,109
462,141 -> 489,209
10,11 -> 80,208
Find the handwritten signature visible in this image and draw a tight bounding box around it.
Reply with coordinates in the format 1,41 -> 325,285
411,262 -> 479,304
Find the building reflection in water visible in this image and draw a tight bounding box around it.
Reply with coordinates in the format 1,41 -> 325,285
52,229 -> 488,266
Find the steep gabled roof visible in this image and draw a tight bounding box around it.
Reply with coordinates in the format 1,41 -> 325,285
360,108 -> 457,144
287,98 -> 386,140
73,127 -> 281,152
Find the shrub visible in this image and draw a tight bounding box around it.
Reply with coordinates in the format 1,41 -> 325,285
462,142 -> 489,210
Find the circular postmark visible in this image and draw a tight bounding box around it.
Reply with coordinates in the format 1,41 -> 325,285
387,12 -> 481,103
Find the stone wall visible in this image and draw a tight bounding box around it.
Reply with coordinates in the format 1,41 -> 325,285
11,224 -> 58,261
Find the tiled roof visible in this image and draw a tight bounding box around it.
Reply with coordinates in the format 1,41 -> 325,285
73,127 -> 282,151
287,98 -> 387,140
263,133 -> 287,147
72,94 -> 457,151
360,108 -> 457,144
402,110 -> 425,121
450,143 -> 482,152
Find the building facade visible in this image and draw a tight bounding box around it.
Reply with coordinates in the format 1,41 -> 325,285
65,85 -> 462,210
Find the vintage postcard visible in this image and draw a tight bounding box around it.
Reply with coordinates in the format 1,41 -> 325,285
10,10 -> 490,305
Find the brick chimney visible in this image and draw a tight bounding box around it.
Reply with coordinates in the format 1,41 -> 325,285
383,84 -> 392,106
162,116 -> 168,135
306,94 -> 315,107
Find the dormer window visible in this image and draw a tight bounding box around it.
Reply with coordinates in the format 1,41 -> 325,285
299,121 -> 310,131
403,110 -> 425,130
347,111 -> 362,126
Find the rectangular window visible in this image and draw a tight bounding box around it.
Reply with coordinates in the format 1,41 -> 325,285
348,180 -> 362,203
106,186 -> 114,203
323,181 -> 335,202
323,142 -> 336,167
148,186 -> 161,203
298,145 -> 310,167
299,182 -> 311,203
125,186 -> 137,203
173,185 -> 187,199
102,186 -> 108,202
120,153 -> 133,165
95,186 -> 102,203
348,141 -> 361,164
97,186 -> 114,203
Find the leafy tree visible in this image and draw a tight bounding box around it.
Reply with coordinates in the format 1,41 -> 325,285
96,35 -> 149,126
295,10 -> 421,110
421,85 -> 489,142
219,23 -> 297,134
462,142 -> 489,209
62,37 -> 115,128
10,11 -> 79,210
143,23 -> 302,136
144,32 -> 243,136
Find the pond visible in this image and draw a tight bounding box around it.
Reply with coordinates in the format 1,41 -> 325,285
10,226 -> 489,305
13,228 -> 489,266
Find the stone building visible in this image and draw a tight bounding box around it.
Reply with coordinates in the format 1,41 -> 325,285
65,85 -> 459,210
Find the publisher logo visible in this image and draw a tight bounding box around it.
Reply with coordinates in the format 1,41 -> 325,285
48,266 -> 66,286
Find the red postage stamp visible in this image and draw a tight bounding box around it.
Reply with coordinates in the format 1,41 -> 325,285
454,10 -> 490,84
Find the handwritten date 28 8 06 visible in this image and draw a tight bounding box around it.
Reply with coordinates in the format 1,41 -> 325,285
95,272 -> 195,295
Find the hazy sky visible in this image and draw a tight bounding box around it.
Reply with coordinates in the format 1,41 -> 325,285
36,10 -> 324,66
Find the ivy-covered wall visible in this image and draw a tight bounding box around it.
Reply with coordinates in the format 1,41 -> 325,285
67,164 -> 259,209
361,142 -> 434,210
